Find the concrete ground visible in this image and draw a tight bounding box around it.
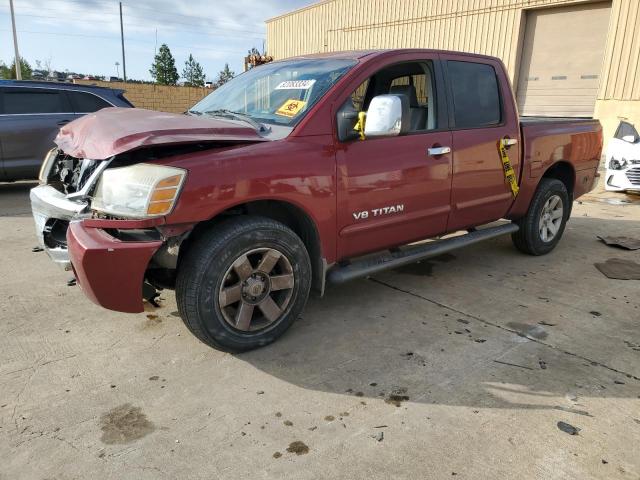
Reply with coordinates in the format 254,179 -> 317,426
0,180 -> 639,480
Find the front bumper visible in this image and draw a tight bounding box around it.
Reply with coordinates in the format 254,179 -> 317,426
605,166 -> 640,192
30,185 -> 89,269
67,220 -> 163,313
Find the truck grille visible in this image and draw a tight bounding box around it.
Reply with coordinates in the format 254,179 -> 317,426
626,167 -> 640,186
48,150 -> 101,195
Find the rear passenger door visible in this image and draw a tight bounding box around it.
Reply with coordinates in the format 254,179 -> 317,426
443,56 -> 522,232
0,87 -> 74,181
67,90 -> 112,116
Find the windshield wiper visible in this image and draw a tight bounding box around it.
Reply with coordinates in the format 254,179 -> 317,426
186,110 -> 202,116
204,109 -> 270,133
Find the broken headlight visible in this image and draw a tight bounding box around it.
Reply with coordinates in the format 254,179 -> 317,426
92,163 -> 186,218
39,148 -> 59,184
609,157 -> 628,170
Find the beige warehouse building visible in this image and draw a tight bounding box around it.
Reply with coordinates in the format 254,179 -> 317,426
266,0 -> 640,142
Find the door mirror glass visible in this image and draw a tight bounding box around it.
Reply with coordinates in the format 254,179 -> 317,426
622,134 -> 637,143
364,94 -> 409,138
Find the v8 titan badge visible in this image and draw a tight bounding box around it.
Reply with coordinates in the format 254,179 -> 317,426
276,99 -> 307,118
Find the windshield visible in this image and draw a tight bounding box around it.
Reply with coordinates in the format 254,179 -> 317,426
190,58 -> 357,128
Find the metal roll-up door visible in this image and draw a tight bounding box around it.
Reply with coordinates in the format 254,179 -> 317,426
516,2 -> 612,117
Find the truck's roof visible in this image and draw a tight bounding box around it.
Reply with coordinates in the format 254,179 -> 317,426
284,48 -> 500,63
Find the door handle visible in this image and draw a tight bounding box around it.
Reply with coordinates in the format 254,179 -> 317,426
501,138 -> 518,147
427,146 -> 451,156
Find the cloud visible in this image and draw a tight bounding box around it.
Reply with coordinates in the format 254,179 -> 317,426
1,0 -> 313,79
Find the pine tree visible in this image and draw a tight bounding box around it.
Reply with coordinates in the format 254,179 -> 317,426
214,63 -> 235,87
150,44 -> 179,85
182,54 -> 206,87
3,57 -> 32,79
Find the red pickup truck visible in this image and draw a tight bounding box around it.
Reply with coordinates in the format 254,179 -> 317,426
31,49 -> 602,351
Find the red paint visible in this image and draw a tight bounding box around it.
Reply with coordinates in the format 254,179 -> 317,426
55,107 -> 267,160
67,221 -> 162,313
62,49 -> 601,313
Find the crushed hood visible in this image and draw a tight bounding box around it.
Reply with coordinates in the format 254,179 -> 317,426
55,107 -> 268,160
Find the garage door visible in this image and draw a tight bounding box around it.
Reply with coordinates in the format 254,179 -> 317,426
516,2 -> 611,117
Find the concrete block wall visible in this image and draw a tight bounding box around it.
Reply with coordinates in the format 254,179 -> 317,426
74,80 -> 212,113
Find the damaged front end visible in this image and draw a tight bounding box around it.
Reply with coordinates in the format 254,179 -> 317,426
30,148 -> 194,313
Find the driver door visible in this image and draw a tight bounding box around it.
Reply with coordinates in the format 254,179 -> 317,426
335,58 -> 453,259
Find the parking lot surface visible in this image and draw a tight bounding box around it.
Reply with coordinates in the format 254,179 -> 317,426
1,180 -> 639,480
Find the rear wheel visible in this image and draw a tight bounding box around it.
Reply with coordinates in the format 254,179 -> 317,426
511,178 -> 570,255
176,216 -> 311,351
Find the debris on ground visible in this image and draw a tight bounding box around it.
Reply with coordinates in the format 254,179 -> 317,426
598,235 -> 640,250
538,320 -> 556,326
283,420 -> 293,426
371,431 -> 384,442
31,246 -> 43,253
539,360 -> 547,370
286,441 -> 309,455
557,421 -> 580,435
385,388 -> 410,407
273,451 -> 282,459
67,278 -> 77,287
324,415 -> 335,421
595,258 -> 640,280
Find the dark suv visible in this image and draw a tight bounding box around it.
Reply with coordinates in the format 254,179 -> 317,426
0,81 -> 133,181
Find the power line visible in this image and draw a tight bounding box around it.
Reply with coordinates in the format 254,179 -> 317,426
0,9 -> 266,37
0,28 -> 250,54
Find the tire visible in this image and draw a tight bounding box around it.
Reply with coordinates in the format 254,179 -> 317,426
176,216 -> 312,352
511,178 -> 570,256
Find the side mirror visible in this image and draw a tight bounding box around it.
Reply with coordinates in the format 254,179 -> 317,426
622,134 -> 637,143
336,100 -> 360,142
364,94 -> 410,138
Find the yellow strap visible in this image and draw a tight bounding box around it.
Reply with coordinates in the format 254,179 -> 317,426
354,111 -> 367,141
497,139 -> 519,198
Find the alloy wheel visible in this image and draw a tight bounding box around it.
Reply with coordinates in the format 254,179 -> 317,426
218,247 -> 295,332
538,194 -> 564,242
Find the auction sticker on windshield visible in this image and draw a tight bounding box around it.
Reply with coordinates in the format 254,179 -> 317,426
276,99 -> 307,118
275,80 -> 316,90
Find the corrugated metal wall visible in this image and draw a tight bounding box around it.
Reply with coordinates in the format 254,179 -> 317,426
266,0 -> 639,102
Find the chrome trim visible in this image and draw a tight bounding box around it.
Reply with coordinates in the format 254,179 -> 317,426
30,185 -> 89,268
66,159 -> 111,200
427,146 -> 451,156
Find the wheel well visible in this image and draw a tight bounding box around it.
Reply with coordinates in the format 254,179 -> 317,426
543,161 -> 575,199
182,200 -> 325,295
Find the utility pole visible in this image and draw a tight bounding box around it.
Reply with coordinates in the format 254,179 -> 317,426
9,0 -> 22,80
119,2 -> 127,82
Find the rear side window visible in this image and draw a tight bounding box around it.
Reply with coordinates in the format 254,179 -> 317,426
3,88 -> 68,114
448,61 -> 501,128
68,91 -> 111,113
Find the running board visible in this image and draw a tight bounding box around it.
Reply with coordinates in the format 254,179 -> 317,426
327,223 -> 519,284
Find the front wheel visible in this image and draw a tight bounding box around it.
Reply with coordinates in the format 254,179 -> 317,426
176,216 -> 311,352
511,178 -> 570,255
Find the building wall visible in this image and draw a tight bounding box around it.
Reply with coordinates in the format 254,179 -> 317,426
267,0 -> 640,141
73,80 -> 211,113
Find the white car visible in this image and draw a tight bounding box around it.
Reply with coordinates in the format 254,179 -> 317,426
605,121 -> 640,192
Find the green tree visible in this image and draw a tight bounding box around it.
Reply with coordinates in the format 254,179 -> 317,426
3,57 -> 32,79
0,60 -> 9,79
182,54 -> 205,87
214,63 -> 235,88
150,44 -> 179,85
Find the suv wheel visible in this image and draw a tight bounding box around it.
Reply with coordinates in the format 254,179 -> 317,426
176,216 -> 311,351
511,178 -> 570,255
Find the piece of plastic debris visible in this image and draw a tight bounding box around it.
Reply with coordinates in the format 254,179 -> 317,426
557,421 -> 580,435
598,235 -> 640,250
595,258 -> 640,280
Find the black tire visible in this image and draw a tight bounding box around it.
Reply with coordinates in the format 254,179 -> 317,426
176,216 -> 312,352
511,178 -> 570,256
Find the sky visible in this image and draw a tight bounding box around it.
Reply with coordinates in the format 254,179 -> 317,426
0,0 -> 313,81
